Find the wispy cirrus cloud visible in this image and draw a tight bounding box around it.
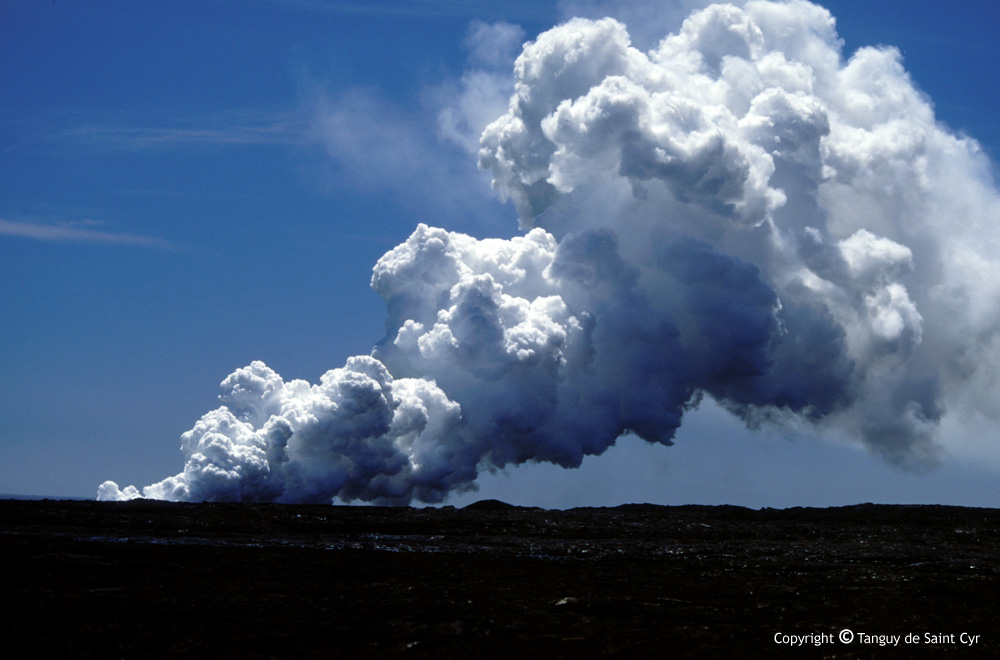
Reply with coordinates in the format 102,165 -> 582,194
0,219 -> 177,250
63,110 -> 309,151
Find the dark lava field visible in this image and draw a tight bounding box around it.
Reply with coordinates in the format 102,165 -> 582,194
2,498 -> 998,658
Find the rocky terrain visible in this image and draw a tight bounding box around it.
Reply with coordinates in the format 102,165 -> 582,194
2,498 -> 998,658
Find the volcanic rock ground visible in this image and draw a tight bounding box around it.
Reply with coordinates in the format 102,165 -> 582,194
2,498 -> 998,658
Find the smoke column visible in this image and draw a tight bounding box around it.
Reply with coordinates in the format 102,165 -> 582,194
100,1 -> 1000,504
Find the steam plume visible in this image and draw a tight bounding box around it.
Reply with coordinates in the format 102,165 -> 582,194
100,1 -> 1000,504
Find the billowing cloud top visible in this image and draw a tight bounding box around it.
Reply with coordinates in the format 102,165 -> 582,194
101,1 -> 1000,504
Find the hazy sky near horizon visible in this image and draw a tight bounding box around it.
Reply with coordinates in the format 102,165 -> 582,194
3,0 -> 1000,507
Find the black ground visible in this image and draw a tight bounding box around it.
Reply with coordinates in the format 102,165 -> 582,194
2,498 -> 998,658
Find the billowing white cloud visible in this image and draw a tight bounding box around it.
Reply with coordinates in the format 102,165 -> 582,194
101,1 -> 1000,504
103,357 -> 473,504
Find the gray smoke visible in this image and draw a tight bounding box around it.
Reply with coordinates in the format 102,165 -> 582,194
100,1 -> 1000,504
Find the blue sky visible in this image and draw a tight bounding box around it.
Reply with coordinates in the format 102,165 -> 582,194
2,0 -> 999,506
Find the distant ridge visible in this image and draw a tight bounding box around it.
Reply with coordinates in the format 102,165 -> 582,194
462,498 -> 522,511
